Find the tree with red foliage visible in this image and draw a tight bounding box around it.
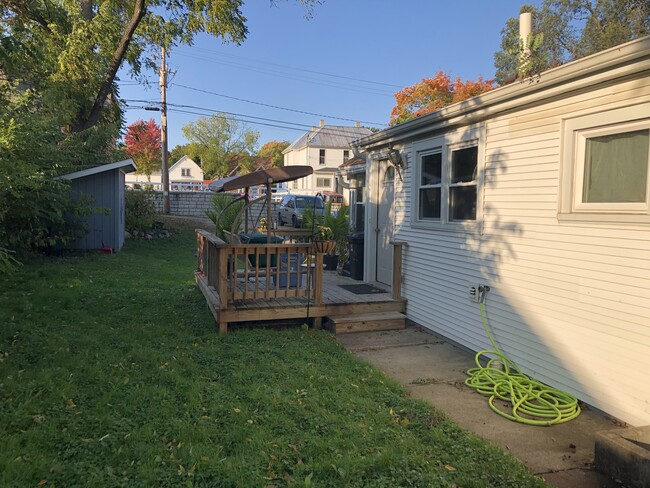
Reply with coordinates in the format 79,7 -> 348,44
257,140 -> 290,167
389,71 -> 496,125
124,119 -> 161,181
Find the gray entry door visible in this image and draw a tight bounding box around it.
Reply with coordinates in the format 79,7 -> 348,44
376,165 -> 395,285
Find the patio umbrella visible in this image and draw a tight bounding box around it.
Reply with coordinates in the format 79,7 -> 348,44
208,166 -> 314,242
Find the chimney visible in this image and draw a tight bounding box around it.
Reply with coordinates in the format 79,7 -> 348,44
355,121 -> 361,128
312,126 -> 317,132
519,11 -> 532,58
319,119 -> 325,128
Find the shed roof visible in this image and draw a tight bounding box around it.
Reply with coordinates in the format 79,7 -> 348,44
284,125 -> 373,153
58,159 -> 136,180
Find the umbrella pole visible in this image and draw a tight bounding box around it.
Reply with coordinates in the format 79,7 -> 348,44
244,186 -> 250,233
266,181 -> 272,243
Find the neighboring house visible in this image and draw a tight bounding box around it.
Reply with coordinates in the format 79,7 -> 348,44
283,120 -> 372,196
125,155 -> 204,191
58,159 -> 136,252
169,155 -> 204,190
354,36 -> 650,427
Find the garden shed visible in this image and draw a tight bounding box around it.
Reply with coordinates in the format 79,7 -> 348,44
59,159 -> 136,252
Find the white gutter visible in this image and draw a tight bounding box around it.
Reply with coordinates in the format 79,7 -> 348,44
354,36 -> 650,151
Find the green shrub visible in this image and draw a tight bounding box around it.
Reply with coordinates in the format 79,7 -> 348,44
125,189 -> 156,232
206,193 -> 245,241
0,175 -> 90,267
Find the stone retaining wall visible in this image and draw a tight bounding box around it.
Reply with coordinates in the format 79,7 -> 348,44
151,191 -> 214,217
150,191 -> 277,225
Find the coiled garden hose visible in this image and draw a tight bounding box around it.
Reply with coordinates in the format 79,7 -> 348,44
465,297 -> 581,426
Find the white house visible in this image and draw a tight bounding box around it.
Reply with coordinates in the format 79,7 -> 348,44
354,36 -> 650,426
125,155 -> 204,191
283,121 -> 372,201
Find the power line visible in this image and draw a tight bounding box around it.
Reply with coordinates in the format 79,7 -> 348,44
172,52 -> 394,97
124,103 -> 377,138
170,83 -> 388,126
177,46 -> 404,89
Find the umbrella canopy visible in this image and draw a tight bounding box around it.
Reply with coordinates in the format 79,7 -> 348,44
208,166 -> 313,192
207,166 -> 314,242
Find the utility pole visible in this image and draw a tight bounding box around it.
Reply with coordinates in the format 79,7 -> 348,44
160,46 -> 170,214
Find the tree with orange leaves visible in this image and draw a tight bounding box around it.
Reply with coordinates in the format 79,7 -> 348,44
389,71 -> 496,125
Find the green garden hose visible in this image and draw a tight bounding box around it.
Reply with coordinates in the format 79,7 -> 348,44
465,293 -> 581,426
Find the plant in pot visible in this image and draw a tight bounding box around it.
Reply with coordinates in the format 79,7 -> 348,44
312,225 -> 336,255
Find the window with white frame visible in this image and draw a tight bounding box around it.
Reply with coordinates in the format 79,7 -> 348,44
316,177 -> 331,188
560,105 -> 650,222
343,150 -> 350,163
181,168 -> 191,177
414,133 -> 481,228
319,149 -> 326,165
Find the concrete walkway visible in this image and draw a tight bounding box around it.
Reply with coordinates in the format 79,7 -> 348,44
337,327 -> 622,488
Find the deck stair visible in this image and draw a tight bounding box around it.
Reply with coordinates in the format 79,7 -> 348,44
325,311 -> 406,334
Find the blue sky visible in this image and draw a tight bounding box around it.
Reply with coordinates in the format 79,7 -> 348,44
119,0 -> 542,150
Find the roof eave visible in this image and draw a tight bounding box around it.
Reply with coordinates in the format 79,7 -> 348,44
355,36 -> 650,151
58,159 -> 137,180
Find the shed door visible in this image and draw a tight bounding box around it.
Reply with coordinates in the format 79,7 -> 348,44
376,164 -> 394,285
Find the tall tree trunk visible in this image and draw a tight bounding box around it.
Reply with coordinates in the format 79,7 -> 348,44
72,0 -> 146,133
80,0 -> 94,20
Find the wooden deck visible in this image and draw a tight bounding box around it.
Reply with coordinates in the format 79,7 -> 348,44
195,229 -> 406,333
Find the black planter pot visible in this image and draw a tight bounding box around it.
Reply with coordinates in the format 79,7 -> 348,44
323,254 -> 338,271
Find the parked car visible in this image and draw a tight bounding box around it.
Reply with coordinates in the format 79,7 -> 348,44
277,194 -> 324,227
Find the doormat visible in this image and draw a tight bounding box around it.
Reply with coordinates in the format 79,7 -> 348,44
339,284 -> 387,295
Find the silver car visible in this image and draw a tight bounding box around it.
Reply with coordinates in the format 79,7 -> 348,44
277,195 -> 324,227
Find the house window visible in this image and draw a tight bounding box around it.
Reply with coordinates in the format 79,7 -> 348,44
449,146 -> 478,221
412,127 -> 483,230
343,150 -> 349,163
419,151 -> 442,219
319,149 -> 326,165
351,173 -> 366,232
181,168 -> 191,177
316,177 -> 331,188
560,105 -> 650,222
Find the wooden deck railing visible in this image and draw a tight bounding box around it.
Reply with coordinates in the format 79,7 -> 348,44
196,229 -> 323,310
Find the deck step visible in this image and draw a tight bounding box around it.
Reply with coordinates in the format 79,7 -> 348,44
326,311 -> 406,334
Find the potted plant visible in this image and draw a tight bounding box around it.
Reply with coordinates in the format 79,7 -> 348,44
312,225 -> 336,255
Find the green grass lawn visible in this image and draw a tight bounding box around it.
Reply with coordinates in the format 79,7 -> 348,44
0,220 -> 547,487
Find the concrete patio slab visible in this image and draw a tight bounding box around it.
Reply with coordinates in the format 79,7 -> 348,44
337,327 -> 623,488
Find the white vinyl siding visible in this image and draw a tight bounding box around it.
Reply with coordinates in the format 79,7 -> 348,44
391,72 -> 650,426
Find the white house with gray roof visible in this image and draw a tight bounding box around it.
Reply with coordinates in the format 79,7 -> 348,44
283,121 -> 372,197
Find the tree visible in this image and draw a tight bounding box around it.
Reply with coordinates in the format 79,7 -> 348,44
0,0 -> 317,265
124,119 -> 161,180
389,72 -> 496,125
182,114 -> 259,179
1,0 -> 318,134
494,1 -> 650,84
169,144 -> 201,166
257,140 -> 290,167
